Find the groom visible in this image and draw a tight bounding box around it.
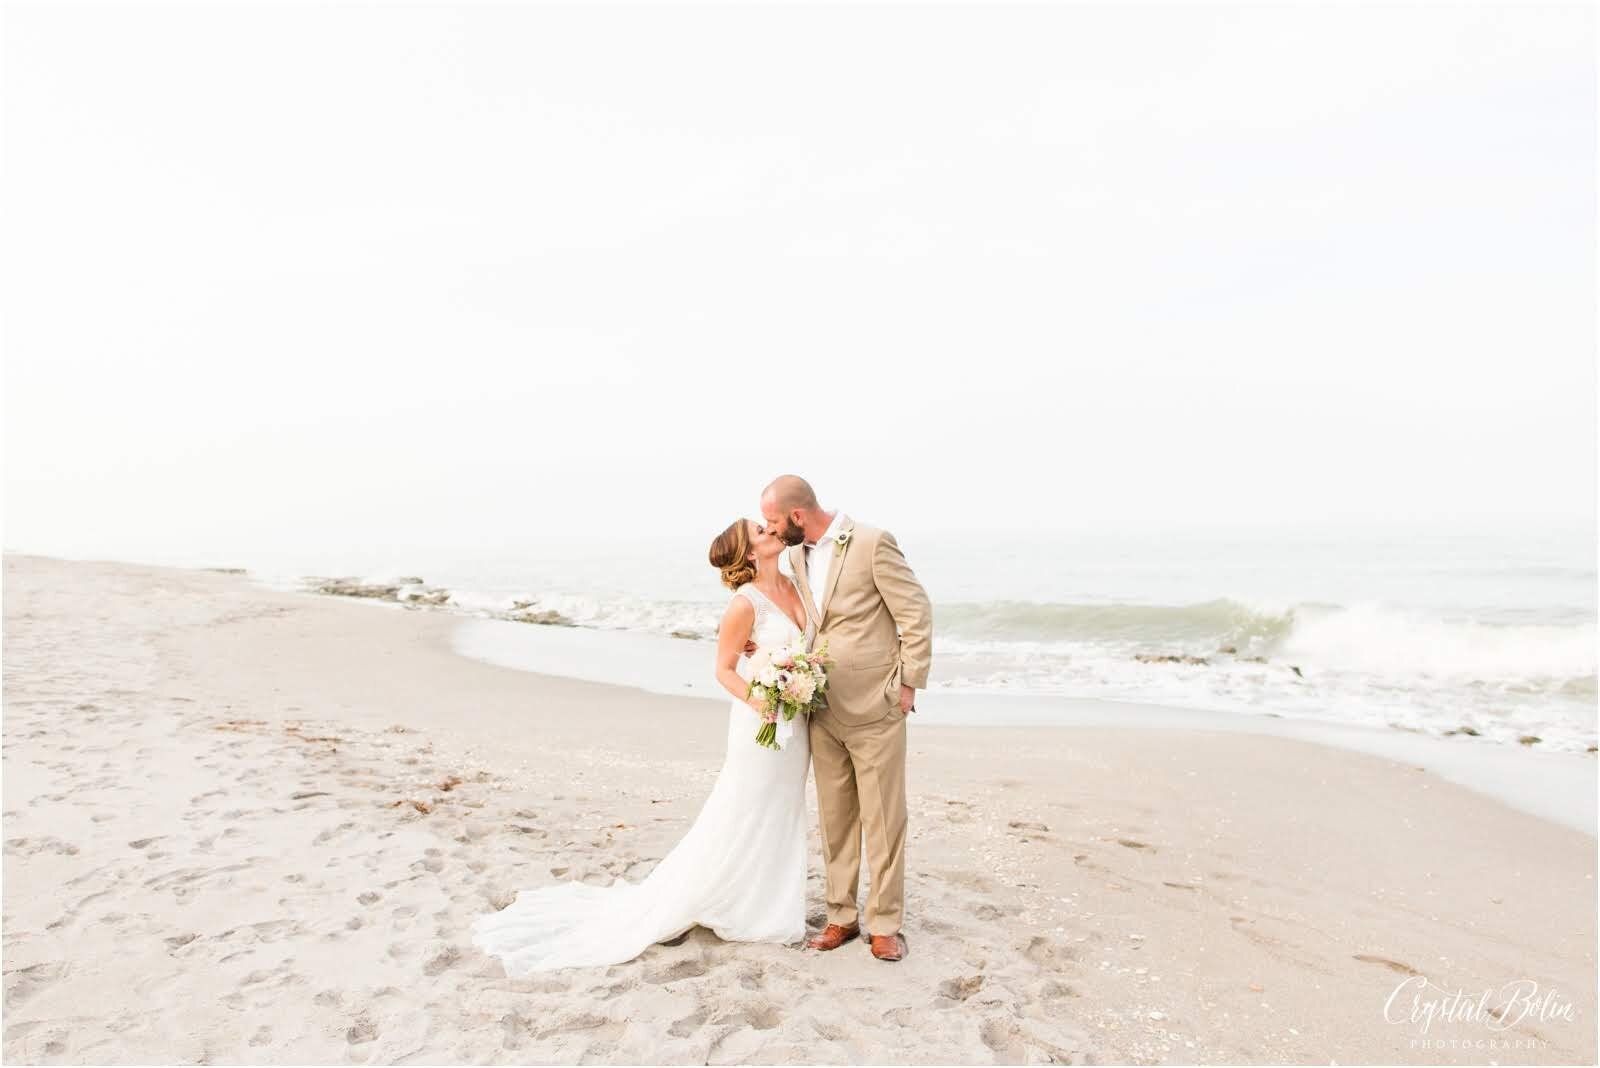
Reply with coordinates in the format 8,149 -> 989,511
760,475 -> 933,963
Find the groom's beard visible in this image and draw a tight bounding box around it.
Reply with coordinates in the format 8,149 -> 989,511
776,521 -> 805,547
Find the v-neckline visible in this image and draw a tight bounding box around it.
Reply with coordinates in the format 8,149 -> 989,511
749,583 -> 805,636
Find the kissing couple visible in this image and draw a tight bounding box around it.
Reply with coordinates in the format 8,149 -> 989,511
472,475 -> 934,972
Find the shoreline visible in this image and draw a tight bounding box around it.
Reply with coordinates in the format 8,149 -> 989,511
10,541 -> 1595,757
445,613 -> 1600,837
3,551 -> 1596,1064
11,545 -> 1599,832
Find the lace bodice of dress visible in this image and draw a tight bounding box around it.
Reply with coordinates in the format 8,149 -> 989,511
734,583 -> 804,667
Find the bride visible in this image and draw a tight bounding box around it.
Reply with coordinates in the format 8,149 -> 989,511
471,518 -> 814,976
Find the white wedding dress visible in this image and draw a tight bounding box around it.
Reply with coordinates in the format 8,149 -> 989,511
471,582 -> 812,976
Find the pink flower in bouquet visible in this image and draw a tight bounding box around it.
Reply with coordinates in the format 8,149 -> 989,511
787,673 -> 816,704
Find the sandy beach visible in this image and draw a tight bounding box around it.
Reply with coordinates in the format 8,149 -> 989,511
2,552 -> 1594,1065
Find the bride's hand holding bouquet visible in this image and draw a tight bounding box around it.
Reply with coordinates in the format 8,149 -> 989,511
746,639 -> 833,750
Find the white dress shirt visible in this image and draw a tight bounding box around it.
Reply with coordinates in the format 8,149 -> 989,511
803,511 -> 846,622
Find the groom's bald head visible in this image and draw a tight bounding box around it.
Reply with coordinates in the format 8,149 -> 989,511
761,475 -> 828,546
763,474 -> 818,512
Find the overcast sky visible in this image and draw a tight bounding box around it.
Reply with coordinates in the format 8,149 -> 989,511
3,3 -> 1593,559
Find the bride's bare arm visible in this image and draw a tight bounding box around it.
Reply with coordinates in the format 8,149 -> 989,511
715,597 -> 764,710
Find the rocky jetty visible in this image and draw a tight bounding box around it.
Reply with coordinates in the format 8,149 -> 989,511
1134,649 -> 1304,677
1134,653 -> 1210,666
311,577 -> 452,608
507,606 -> 576,627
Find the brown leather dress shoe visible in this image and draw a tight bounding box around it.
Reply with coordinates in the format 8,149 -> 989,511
806,923 -> 860,951
869,933 -> 907,962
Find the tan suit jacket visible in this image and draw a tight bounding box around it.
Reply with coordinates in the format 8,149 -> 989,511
789,515 -> 932,934
789,517 -> 934,726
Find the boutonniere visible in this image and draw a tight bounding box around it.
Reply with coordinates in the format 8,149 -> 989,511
834,530 -> 852,553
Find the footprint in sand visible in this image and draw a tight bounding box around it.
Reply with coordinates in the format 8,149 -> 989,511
1021,935 -> 1078,971
346,1012 -> 378,1045
645,957 -> 711,984
979,1017 -> 1026,1060
667,1010 -> 706,1039
8,1022 -> 72,1060
1039,979 -> 1080,999
583,979 -> 631,999
939,868 -> 995,894
501,1010 -> 533,1050
4,961 -> 67,1008
740,1002 -> 782,1031
537,1010 -> 614,1043
313,822 -> 356,845
422,942 -> 461,976
1353,953 -> 1420,976
939,974 -> 985,1001
5,836 -> 79,857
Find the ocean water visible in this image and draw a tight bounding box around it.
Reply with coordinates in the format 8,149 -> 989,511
219,521 -> 1598,754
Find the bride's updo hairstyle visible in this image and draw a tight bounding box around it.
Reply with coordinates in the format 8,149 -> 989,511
708,519 -> 756,590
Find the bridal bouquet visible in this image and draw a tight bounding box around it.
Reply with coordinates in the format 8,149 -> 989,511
747,640 -> 833,750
